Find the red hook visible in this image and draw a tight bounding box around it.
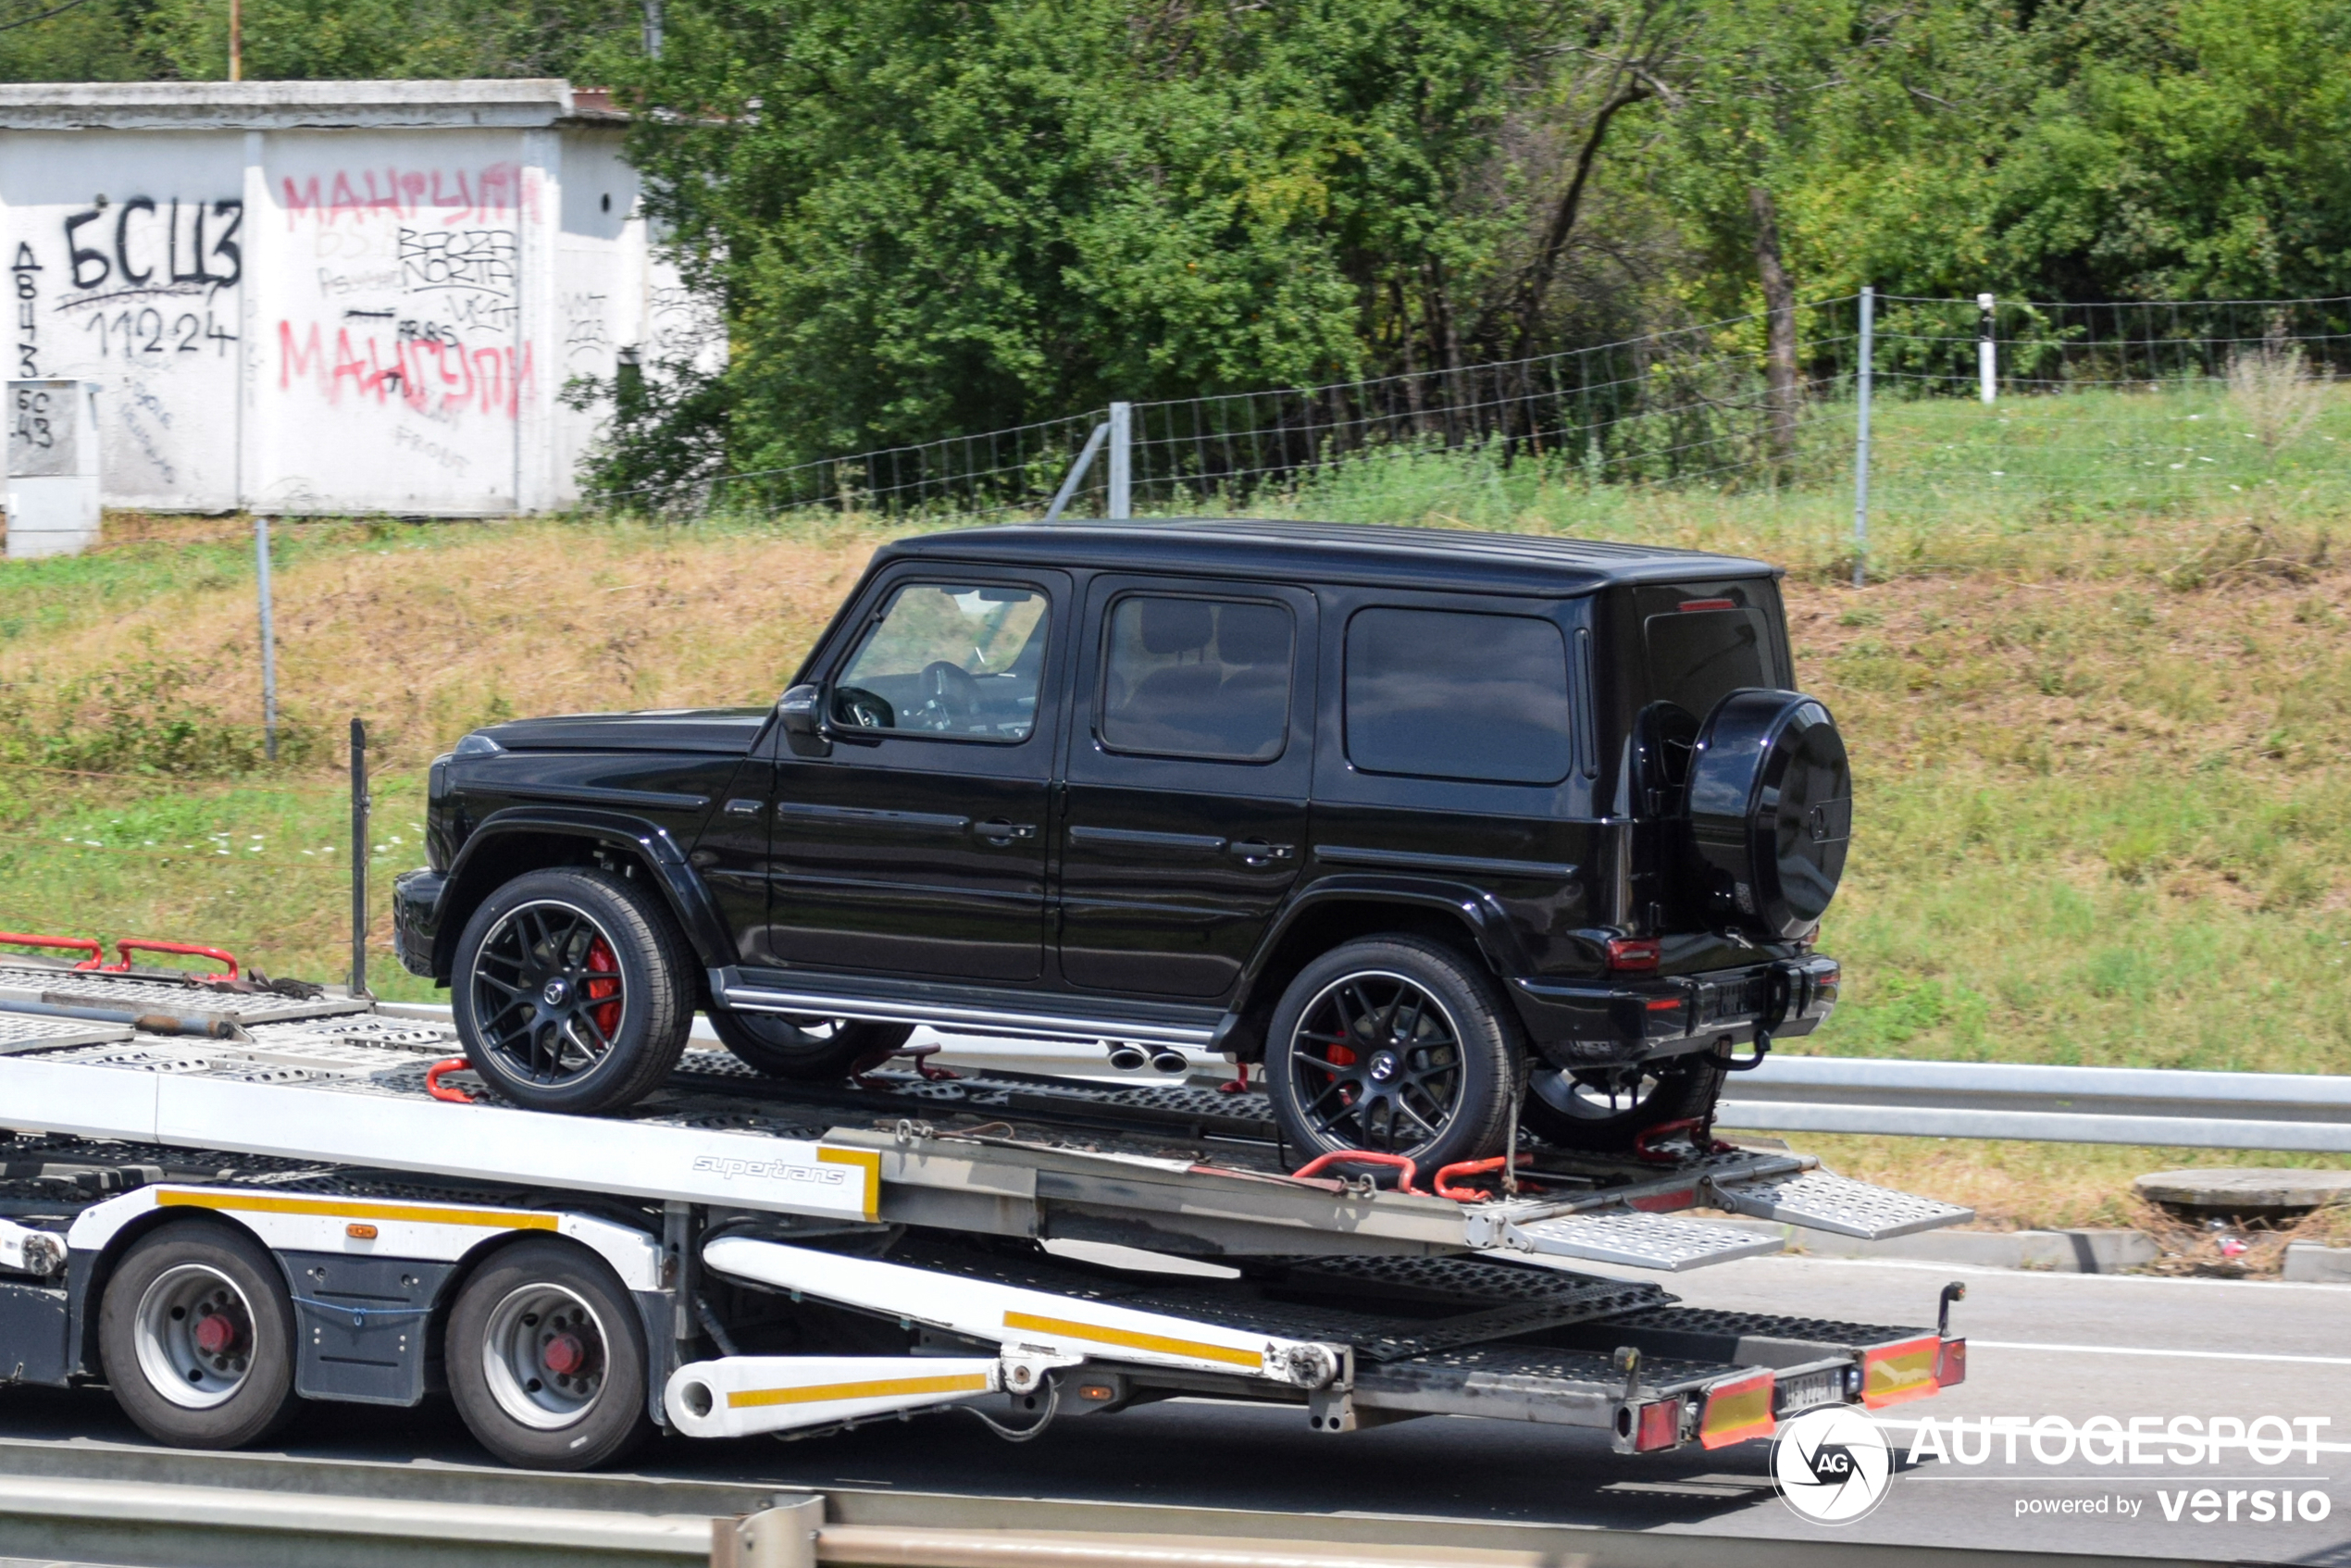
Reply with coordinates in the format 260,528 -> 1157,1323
425,1057 -> 477,1104
1289,1151 -> 1422,1195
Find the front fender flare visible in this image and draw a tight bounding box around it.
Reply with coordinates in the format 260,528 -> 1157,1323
439,805 -> 734,975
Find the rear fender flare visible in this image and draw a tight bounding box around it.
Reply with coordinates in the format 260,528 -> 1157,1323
1236,875 -> 1534,1016
437,807 -> 733,976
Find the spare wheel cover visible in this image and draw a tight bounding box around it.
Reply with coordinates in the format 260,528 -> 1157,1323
1686,689 -> 1851,939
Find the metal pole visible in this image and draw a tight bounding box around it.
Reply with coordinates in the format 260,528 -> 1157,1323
1106,401 -> 1131,520
1852,287 -> 1873,590
641,0 -> 662,58
350,717 -> 371,1001
1977,292 -> 1996,404
255,514 -> 277,761
228,0 -> 242,81
1041,420 -> 1109,523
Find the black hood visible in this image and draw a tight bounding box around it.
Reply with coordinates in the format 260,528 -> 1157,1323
475,708 -> 769,753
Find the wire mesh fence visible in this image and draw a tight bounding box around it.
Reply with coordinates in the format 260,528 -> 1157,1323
587,292 -> 2351,549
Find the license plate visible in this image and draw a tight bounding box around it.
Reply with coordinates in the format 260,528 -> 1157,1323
1774,1366 -> 1846,1415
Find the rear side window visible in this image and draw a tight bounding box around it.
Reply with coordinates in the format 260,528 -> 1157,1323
1638,581 -> 1786,721
1101,595 -> 1293,761
1344,608 -> 1573,785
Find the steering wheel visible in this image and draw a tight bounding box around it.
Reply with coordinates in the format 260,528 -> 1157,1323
913,661 -> 981,731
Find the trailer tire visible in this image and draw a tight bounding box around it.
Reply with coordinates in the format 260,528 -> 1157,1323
99,1221 -> 302,1450
447,1238 -> 652,1471
453,867 -> 695,1114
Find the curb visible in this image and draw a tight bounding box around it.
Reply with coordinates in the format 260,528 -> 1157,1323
2283,1242 -> 2351,1283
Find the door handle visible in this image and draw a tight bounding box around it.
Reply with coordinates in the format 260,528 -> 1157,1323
1228,839 -> 1294,866
974,819 -> 1037,843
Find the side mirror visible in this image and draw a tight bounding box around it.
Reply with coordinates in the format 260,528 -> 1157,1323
777,683 -> 831,757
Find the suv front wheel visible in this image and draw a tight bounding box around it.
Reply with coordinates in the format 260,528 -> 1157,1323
1264,937 -> 1521,1176
453,867 -> 695,1114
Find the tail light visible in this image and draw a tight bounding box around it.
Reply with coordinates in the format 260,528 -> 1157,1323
1936,1338 -> 1967,1388
1606,937 -> 1661,973
1860,1335 -> 1942,1409
1698,1370 -> 1776,1449
1618,1396 -> 1685,1452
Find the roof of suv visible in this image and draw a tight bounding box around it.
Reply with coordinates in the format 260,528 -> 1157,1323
884,519 -> 1778,596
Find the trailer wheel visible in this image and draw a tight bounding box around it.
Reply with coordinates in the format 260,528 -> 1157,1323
447,1238 -> 652,1471
454,867 -> 694,1114
1264,937 -> 1521,1173
99,1221 -> 301,1450
706,1008 -> 914,1081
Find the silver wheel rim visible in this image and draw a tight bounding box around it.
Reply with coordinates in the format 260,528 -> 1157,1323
134,1263 -> 257,1410
480,1283 -> 610,1431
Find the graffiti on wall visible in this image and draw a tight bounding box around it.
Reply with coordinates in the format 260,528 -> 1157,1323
274,163 -> 539,425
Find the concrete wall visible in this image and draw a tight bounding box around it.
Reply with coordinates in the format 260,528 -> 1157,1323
0,81 -> 719,515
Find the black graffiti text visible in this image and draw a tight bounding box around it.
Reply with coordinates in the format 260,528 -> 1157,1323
62,197 -> 243,300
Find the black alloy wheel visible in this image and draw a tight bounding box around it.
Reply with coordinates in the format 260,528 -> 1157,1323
706,1008 -> 914,1081
1264,937 -> 1521,1174
1519,1055 -> 1725,1152
454,867 -> 694,1114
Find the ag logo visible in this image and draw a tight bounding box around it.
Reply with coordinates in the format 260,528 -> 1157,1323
1772,1405 -> 1894,1524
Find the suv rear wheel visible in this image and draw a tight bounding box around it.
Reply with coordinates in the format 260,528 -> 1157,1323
706,1009 -> 914,1081
1520,1056 -> 1724,1152
1264,937 -> 1521,1176
453,867 -> 695,1114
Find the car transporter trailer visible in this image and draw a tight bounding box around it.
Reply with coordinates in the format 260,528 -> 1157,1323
0,948 -> 1973,1472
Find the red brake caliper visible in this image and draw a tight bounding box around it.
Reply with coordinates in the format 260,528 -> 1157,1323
584,937 -> 622,1040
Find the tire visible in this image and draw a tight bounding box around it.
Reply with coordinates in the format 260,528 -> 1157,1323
1520,1056 -> 1724,1152
446,1238 -> 653,1471
454,867 -> 695,1114
1264,936 -> 1522,1175
1686,691 -> 1852,940
706,1008 -> 913,1081
99,1221 -> 301,1450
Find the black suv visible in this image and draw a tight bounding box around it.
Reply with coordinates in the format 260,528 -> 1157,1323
394,520 -> 1848,1168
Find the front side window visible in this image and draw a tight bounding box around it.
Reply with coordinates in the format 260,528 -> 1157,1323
833,581 -> 1047,741
1100,595 -> 1293,761
1344,607 -> 1573,785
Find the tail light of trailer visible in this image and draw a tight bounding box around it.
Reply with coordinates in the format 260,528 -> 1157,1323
1935,1338 -> 1967,1388
1861,1335 -> 1943,1409
1698,1370 -> 1776,1449
1617,1397 -> 1685,1453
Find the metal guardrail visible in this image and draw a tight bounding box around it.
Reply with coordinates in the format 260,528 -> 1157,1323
371,1004 -> 2351,1153
1716,1054 -> 2351,1153
0,1436 -> 2216,1568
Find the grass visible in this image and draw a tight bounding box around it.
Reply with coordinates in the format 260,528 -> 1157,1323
3,381 -> 2348,1228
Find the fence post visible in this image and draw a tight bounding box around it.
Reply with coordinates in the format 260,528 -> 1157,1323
1106,401 -> 1132,519
1852,287 -> 1873,590
255,514 -> 278,762
1978,292 -> 1996,404
350,717 -> 371,1001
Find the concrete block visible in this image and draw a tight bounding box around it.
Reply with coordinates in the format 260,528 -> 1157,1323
2283,1243 -> 2351,1284
2135,1168 -> 2351,1216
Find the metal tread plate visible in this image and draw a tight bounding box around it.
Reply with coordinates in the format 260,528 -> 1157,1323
0,966 -> 371,1024
877,1238 -> 1673,1362
1710,1166 -> 1973,1239
1595,1304 -> 1933,1350
0,1013 -> 131,1054
1499,1212 -> 1785,1272
1360,1340 -> 1741,1403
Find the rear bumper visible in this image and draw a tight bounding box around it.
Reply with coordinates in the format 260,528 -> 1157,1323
391,868 -> 448,980
1509,954 -> 1838,1068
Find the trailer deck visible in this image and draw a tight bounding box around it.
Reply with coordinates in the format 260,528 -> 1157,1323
0,964 -> 1973,1464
